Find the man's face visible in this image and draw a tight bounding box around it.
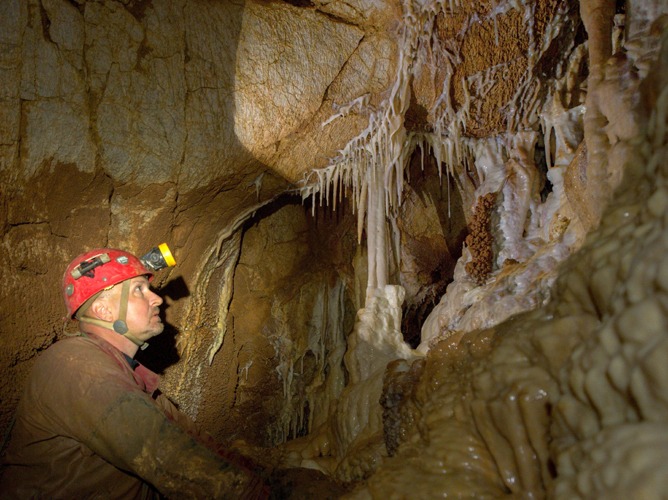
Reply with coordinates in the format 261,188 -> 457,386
108,276 -> 165,340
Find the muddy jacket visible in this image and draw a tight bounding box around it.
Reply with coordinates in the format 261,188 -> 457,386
0,334 -> 263,499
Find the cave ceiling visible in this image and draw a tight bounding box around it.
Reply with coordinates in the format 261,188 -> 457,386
3,0 -> 668,497
0,0 -> 567,339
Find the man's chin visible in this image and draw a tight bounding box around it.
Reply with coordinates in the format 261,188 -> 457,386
142,324 -> 165,339
151,316 -> 164,331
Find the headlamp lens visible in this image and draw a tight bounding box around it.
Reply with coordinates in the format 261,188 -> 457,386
140,243 -> 176,272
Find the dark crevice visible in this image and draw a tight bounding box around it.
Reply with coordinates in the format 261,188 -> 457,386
400,147 -> 466,348
534,139 -> 552,203
65,0 -> 85,14
616,0 -> 626,15
124,0 -> 153,21
282,0 -> 314,7
318,34 -> 366,116
38,1 -> 53,44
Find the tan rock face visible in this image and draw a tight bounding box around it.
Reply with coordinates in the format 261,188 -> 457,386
2,0 -> 668,498
200,203 -> 358,446
0,0 -> 396,438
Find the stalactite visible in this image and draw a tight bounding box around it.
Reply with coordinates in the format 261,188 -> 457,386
299,0 -> 424,301
288,0 -> 617,480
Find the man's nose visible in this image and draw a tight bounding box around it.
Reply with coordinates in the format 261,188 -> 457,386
149,290 -> 163,306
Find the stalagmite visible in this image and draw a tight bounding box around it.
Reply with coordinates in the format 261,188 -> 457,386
581,0 -> 616,225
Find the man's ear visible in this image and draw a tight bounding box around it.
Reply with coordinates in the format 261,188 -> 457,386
89,298 -> 113,321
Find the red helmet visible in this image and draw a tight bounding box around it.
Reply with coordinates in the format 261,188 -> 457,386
62,248 -> 153,318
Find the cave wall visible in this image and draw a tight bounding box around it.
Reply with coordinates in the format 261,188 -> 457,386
187,201 -> 360,447
0,0 -> 546,444
3,0 -> 668,498
0,0 -> 398,440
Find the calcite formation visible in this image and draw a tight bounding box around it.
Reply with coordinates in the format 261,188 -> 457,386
464,192 -> 496,285
356,34 -> 668,495
1,0 -> 668,498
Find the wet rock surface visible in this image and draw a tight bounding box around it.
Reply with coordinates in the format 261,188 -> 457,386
2,0 -> 668,498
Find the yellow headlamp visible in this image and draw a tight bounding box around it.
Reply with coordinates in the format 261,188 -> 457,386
140,243 -> 176,272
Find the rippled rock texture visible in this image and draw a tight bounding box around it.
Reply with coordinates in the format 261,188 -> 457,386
2,0 -> 668,498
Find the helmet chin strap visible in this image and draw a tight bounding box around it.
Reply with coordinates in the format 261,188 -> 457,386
79,281 -> 149,351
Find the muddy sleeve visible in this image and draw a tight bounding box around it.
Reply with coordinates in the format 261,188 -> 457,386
32,344 -> 265,499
